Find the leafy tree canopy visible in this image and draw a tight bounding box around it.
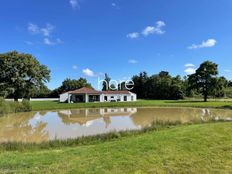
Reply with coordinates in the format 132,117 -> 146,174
49,78 -> 92,97
0,51 -> 50,100
188,61 -> 219,102
131,71 -> 184,100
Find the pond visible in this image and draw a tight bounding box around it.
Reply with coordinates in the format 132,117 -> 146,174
0,107 -> 231,143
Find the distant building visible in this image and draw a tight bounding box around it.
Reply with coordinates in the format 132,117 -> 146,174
59,87 -> 137,103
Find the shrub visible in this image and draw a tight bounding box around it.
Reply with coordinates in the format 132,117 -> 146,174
14,99 -> 32,113
0,98 -> 32,115
0,97 -> 11,115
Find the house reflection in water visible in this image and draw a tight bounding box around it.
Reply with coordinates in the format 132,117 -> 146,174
1,107 -> 231,143
58,108 -> 137,128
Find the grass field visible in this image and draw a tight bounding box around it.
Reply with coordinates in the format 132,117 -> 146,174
0,122 -> 231,173
31,99 -> 232,111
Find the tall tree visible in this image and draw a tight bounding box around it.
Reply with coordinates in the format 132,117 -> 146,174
146,72 -> 184,100
0,51 -> 50,101
102,73 -> 111,91
131,72 -> 149,98
188,61 -> 218,102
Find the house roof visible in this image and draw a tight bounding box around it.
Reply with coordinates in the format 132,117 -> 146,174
69,87 -> 101,95
67,87 -> 134,95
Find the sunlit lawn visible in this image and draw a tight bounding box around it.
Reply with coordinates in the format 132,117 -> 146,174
31,99 -> 232,111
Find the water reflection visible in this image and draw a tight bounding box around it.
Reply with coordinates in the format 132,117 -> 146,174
0,107 -> 231,143
0,112 -> 49,143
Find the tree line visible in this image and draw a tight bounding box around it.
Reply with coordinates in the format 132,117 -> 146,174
1,51 -> 232,102
130,64 -> 229,102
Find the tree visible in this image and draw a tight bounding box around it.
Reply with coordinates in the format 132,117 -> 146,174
210,77 -> 228,98
0,51 -> 50,101
188,61 -> 218,102
30,84 -> 51,98
102,73 -> 111,91
146,72 -> 184,100
59,78 -> 92,93
131,72 -> 149,98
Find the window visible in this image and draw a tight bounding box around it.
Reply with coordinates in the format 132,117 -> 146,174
131,96 -> 134,101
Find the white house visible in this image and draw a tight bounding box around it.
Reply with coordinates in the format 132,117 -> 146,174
60,87 -> 137,103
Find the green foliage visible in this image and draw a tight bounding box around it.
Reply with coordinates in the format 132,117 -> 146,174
14,99 -> 32,112
0,98 -> 32,115
0,51 -> 50,101
188,61 -> 219,102
224,87 -> 232,98
0,97 -> 12,115
30,84 -> 51,98
50,78 -> 92,97
132,71 -> 184,99
102,73 -> 111,91
61,78 -> 92,92
210,76 -> 228,98
131,72 -> 149,98
129,61 -> 229,100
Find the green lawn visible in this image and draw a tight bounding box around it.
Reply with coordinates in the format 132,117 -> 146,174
31,99 -> 232,111
0,122 -> 231,173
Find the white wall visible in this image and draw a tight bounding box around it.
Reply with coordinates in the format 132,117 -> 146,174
5,98 -> 59,102
100,93 -> 137,102
60,93 -> 69,102
60,92 -> 137,103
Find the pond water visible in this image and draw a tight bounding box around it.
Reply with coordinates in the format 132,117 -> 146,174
0,107 -> 231,143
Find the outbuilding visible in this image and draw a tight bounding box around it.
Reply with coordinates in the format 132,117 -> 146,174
59,87 -> 137,103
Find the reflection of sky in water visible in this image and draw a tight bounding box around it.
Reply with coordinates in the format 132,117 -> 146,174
1,107 -> 232,142
28,111 -> 138,140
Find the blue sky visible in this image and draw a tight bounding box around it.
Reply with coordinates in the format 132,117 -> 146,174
1,0 -> 232,89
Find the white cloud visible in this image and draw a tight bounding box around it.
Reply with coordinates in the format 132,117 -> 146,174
43,38 -> 63,45
184,63 -> 196,75
142,26 -> 155,36
156,21 -> 166,28
184,67 -> 196,75
27,23 -> 62,46
127,32 -> 140,39
28,23 -> 40,34
72,65 -> 78,70
184,63 -> 195,67
69,0 -> 79,9
188,39 -> 217,49
82,68 -> 95,77
112,3 -> 116,7
41,24 -> 55,37
43,38 -> 53,45
142,21 -> 166,36
128,59 -> 138,64
127,20 -> 166,39
28,23 -> 55,36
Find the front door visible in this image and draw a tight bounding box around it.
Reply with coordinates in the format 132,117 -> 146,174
124,96 -> 127,101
